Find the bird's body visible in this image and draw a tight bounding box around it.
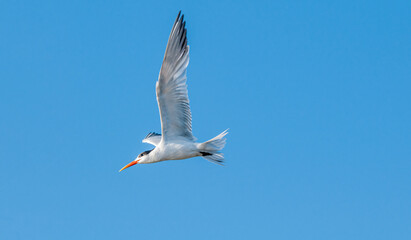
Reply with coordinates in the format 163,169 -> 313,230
119,12 -> 228,172
142,139 -> 201,164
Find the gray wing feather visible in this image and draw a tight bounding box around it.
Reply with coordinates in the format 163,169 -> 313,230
142,132 -> 162,146
156,12 -> 194,141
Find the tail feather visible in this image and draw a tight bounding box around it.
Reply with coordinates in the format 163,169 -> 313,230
198,129 -> 228,165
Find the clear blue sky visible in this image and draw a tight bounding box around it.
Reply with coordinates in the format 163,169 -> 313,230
1,0 -> 410,239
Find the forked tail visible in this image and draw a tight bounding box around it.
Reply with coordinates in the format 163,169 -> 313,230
198,129 -> 229,165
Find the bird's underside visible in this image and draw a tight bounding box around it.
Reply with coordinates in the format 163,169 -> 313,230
141,131 -> 228,165
119,12 -> 228,172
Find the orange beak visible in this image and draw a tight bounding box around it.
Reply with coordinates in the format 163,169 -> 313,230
119,160 -> 138,172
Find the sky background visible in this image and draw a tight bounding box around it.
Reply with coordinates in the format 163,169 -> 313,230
1,0 -> 410,239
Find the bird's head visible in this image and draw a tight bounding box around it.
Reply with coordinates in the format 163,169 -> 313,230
119,149 -> 153,172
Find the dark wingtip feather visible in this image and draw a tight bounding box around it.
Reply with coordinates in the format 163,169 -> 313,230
181,29 -> 187,47
174,11 -> 181,27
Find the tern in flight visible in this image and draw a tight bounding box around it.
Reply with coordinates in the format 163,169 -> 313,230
119,12 -> 228,172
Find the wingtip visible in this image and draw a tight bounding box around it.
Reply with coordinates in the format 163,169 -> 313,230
174,11 -> 182,25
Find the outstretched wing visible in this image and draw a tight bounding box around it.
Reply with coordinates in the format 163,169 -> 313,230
142,132 -> 162,146
156,12 -> 194,142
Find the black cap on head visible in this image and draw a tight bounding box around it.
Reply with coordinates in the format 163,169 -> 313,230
138,149 -> 153,158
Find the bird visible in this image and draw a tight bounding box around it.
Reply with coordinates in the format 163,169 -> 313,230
119,11 -> 228,172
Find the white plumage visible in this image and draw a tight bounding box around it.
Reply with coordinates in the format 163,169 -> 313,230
119,12 -> 228,172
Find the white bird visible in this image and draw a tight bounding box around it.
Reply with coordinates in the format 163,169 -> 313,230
119,12 -> 228,172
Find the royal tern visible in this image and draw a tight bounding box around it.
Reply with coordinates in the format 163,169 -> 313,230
119,12 -> 228,172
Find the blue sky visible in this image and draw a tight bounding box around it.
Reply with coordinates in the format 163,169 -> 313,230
1,0 -> 410,239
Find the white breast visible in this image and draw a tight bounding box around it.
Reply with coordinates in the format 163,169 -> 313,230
148,139 -> 200,163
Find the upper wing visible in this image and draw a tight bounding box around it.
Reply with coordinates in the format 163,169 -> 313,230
142,132 -> 162,146
156,12 -> 194,141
